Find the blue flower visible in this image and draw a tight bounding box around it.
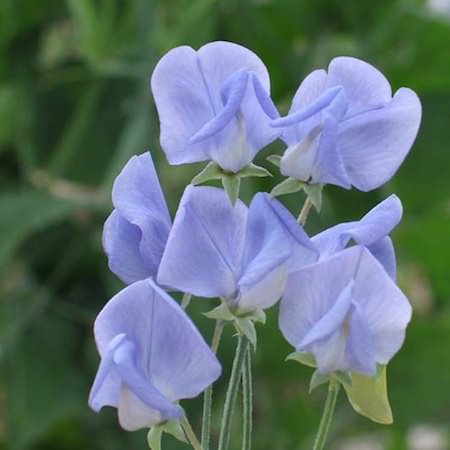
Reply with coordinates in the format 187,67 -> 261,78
312,194 -> 402,279
272,57 -> 422,191
157,186 -> 316,313
102,152 -> 171,284
279,245 -> 412,376
151,41 -> 279,173
89,278 -> 221,430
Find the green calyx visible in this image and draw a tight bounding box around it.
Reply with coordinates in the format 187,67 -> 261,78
203,300 -> 266,348
270,177 -> 324,212
191,162 -> 272,205
286,352 -> 392,424
147,418 -> 187,450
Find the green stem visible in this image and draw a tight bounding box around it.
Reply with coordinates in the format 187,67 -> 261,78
201,320 -> 225,450
312,380 -> 340,450
218,334 -> 249,450
241,344 -> 253,450
181,415 -> 203,450
297,196 -> 313,225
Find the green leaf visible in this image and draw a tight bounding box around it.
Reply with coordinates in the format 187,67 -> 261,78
191,162 -> 223,185
221,174 -> 241,206
238,163 -> 272,178
343,365 -> 393,425
266,154 -> 281,167
270,177 -> 304,197
147,427 -> 162,450
285,351 -> 316,368
303,183 -> 324,212
0,191 -> 75,268
309,370 -> 329,393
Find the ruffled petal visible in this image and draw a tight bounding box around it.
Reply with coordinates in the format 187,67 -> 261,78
261,194 -> 318,272
353,248 -> 412,364
197,41 -> 270,104
157,186 -> 247,298
91,279 -> 221,429
327,56 -> 392,117
338,88 -> 422,191
346,301 -> 377,376
279,248 -> 357,349
151,41 -> 271,167
238,193 -> 292,288
103,211 -> 150,284
312,195 -> 402,276
150,46 -> 214,164
237,265 -> 288,312
104,153 -> 171,284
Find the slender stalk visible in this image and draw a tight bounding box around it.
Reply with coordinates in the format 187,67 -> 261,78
297,196 -> 313,225
241,345 -> 253,450
181,293 -> 192,309
201,320 -> 225,450
218,334 -> 249,450
181,415 -> 203,450
312,380 -> 340,450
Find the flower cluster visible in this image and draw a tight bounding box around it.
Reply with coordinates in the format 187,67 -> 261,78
89,41 -> 421,448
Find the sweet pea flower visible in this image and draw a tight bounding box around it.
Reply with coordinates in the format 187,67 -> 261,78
312,194 -> 402,279
151,41 -> 279,173
103,152 -> 171,284
272,57 -> 422,191
279,245 -> 412,376
89,278 -> 221,430
157,186 -> 316,313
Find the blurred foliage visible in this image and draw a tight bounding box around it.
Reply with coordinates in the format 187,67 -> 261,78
0,0 -> 449,449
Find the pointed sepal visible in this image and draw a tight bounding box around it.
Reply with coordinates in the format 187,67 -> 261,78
221,174 -> 241,206
235,317 -> 257,348
343,365 -> 393,425
285,351 -> 316,368
147,426 -> 162,450
267,154 -> 281,167
191,162 -> 223,185
309,370 -> 330,393
239,163 -> 272,178
270,177 -> 305,197
147,419 -> 188,450
203,302 -> 236,321
303,183 -> 324,212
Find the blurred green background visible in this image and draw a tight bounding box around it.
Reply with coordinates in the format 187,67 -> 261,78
0,0 -> 449,449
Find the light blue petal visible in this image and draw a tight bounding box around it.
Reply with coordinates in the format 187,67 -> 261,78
279,247 -> 359,349
279,88 -> 351,187
280,246 -> 411,374
353,248 -> 412,364
298,281 -> 354,349
236,193 -> 294,311
237,265 -> 288,313
158,186 -> 247,298
346,301 -> 377,376
93,279 -> 222,407
262,194 -> 318,272
151,41 -> 271,167
312,195 -> 402,275
339,88 -> 422,191
103,211 -> 151,284
103,153 -> 171,284
326,56 -> 392,117
367,236 -> 396,280
150,46 -> 214,165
